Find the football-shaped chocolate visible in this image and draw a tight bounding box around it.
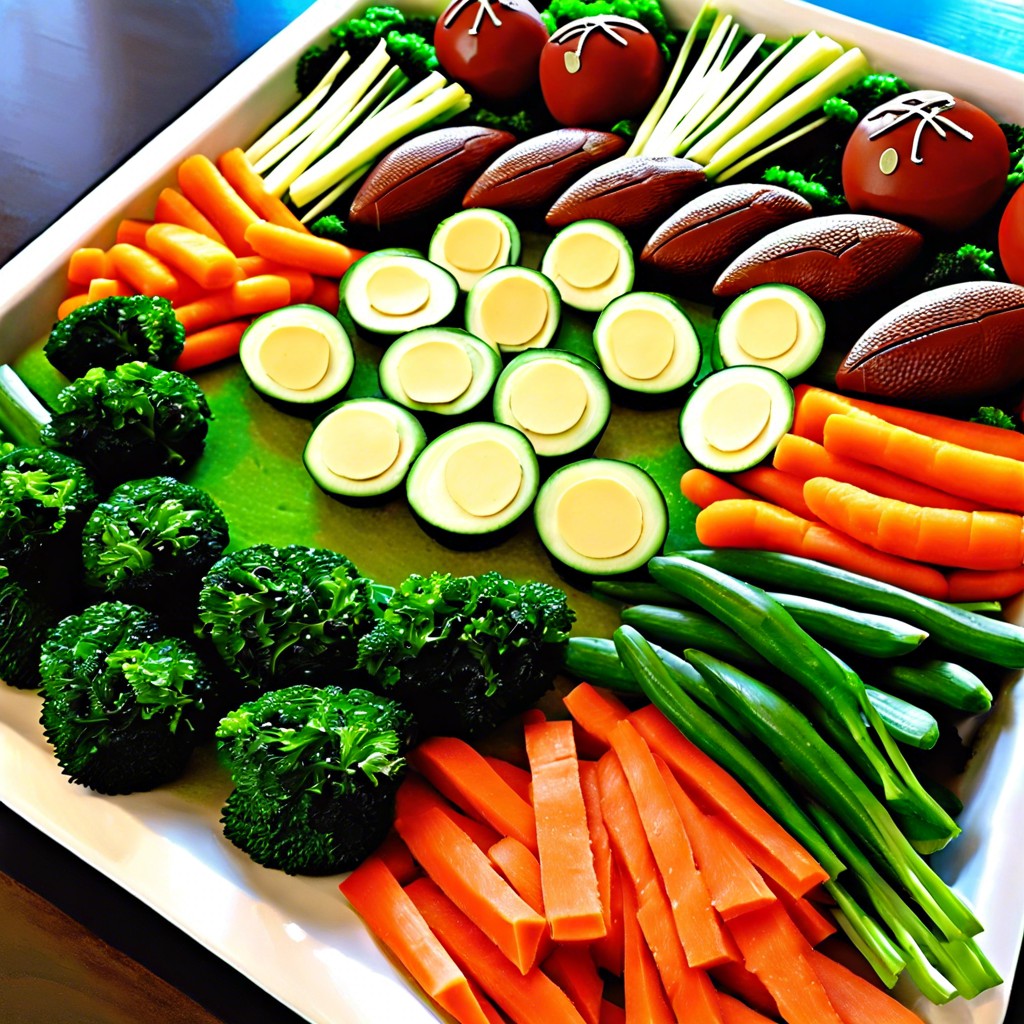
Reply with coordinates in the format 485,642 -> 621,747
713,214 -> 923,301
835,281 -> 1024,402
842,90 -> 1010,233
463,128 -> 628,210
546,156 -> 705,230
641,184 -> 814,275
350,127 -> 516,227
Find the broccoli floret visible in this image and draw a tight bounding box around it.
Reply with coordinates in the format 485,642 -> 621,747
762,166 -> 847,210
81,477 -> 229,617
541,0 -> 677,61
972,406 -> 1019,431
923,244 -> 997,288
216,684 -> 412,874
358,571 -> 574,738
41,362 -> 211,485
0,563 -> 63,689
39,602 -> 215,793
44,296 -> 185,382
1002,123 -> 1024,188
473,107 -> 536,136
196,544 -> 382,691
309,215 -> 349,242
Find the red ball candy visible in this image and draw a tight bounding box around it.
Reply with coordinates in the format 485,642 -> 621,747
842,90 -> 1009,233
434,0 -> 548,103
539,16 -> 664,127
1000,184 -> 1024,286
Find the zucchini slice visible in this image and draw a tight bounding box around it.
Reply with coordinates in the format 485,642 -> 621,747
465,266 -> 561,354
429,209 -> 521,291
540,220 -> 634,312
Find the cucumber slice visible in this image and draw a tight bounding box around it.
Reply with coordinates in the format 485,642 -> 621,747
429,209 -> 521,291
378,327 -> 501,419
680,366 -> 794,472
716,284 -> 825,378
465,266 -> 561,354
593,292 -> 701,394
534,459 -> 669,577
405,421 -> 540,548
304,397 -> 426,501
493,350 -> 610,460
540,220 -> 634,312
239,304 -> 354,407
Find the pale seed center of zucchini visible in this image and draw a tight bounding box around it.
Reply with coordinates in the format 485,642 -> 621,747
444,440 -> 524,516
321,407 -> 401,481
736,297 -> 799,359
443,216 -> 503,272
480,277 -> 549,348
397,340 -> 473,404
259,325 -> 331,391
556,234 -> 619,289
510,362 -> 588,435
557,477 -> 644,558
608,308 -> 675,380
702,383 -> 772,452
367,265 -> 431,316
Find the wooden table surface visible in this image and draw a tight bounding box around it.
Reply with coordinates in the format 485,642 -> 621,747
0,2 -> 1022,1022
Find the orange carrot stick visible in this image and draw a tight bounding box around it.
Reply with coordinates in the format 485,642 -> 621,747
173,274 -> 291,334
309,274 -> 341,314
338,858 -> 492,1024
774,433 -> 988,512
763,876 -> 836,947
579,761 -> 621,974
563,683 -> 631,748
543,946 -> 604,1024
621,863 -> 675,1024
217,146 -> 310,233
629,704 -> 828,899
600,1000 -> 625,1024
115,219 -> 154,248
483,756 -> 532,803
86,278 -> 133,302
178,153 -> 262,257
373,830 -> 420,887
144,222 -> 243,291
732,466 -> 817,520
694,498 -> 950,599
794,384 -> 1024,461
681,468 -> 753,509
609,720 -> 735,969
808,949 -> 926,1024
395,804 -> 546,974
108,242 -> 181,300
396,775 -> 502,853
57,294 -> 94,319
525,719 -> 606,943
487,837 -> 555,965
410,737 -> 537,853
719,993 -> 778,1024
710,961 -> 779,1019
237,255 -> 315,302
803,476 -> 1024,570
154,187 -> 227,245
174,320 -> 249,373
406,878 -> 588,1024
824,412 -> 1024,513
245,220 -> 366,278
946,566 -> 1024,602
67,247 -> 114,285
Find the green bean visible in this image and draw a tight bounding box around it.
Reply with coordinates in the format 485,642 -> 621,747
883,660 -> 993,714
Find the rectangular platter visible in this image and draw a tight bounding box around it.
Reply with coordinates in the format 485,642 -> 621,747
1,1 -> 1023,1022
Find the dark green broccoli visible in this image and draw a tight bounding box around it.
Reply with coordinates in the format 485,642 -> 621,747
541,0 -> 677,61
358,571 -> 574,738
44,296 -> 185,382
1002,123 -> 1023,188
0,563 -> 63,689
81,477 -> 229,617
972,406 -> 1019,431
39,601 -> 216,793
216,684 -> 412,874
473,107 -> 537,136
309,215 -> 349,242
196,544 -> 382,691
923,244 -> 997,288
41,362 -> 212,485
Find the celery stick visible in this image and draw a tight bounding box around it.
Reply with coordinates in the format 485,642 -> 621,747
0,365 -> 50,447
298,162 -> 374,223
701,47 -> 869,178
244,50 -> 351,165
374,70 -> 446,117
828,899 -> 904,989
714,114 -> 828,181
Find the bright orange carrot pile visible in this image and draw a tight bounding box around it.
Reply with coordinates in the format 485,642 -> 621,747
339,699 -> 920,1024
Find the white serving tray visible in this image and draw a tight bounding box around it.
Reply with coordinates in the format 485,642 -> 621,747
1,1 -> 1023,1022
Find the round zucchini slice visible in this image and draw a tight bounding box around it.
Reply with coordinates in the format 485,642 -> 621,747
540,220 -> 634,312
304,398 -> 427,501
239,304 -> 354,407
378,327 -> 501,419
340,251 -> 459,338
429,209 -> 521,291
406,422 -> 540,548
535,459 -> 668,577
493,350 -> 610,460
593,292 -> 701,395
716,284 -> 825,378
465,266 -> 561,354
680,366 -> 795,473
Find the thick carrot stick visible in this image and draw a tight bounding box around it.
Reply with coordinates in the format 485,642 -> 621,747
86,278 -> 133,302
525,719 -> 606,943
579,761 -> 621,974
719,993 -> 777,1024
407,878 -> 588,1024
144,222 -> 243,291
629,704 -> 828,899
154,187 -> 227,245
108,242 -> 181,300
308,274 -> 341,314
694,498 -> 950,599
237,255 -> 315,302
946,566 -> 1024,602
794,384 -> 1024,461
621,863 -> 675,1024
732,466 -> 818,519
483,756 -> 532,803
711,961 -> 779,1019
726,903 -> 843,1024
774,433 -> 988,512
57,294 -> 93,319
67,247 -> 115,285
173,274 -> 291,334
338,858 -> 492,1024
411,737 -> 537,853
808,949 -> 925,1024
543,946 -> 604,1024
245,220 -> 366,277
396,775 -> 502,853
178,153 -> 263,257
115,219 -> 154,248
563,683 -> 631,748
600,1002 -> 625,1024
681,469 -> 753,509
174,320 -> 249,373
372,831 -> 420,886
655,757 -> 775,921
217,146 -> 310,233
609,720 -> 735,969
766,882 -> 836,947
824,412 -> 1024,513
803,476 -> 1024,570
487,837 -> 555,965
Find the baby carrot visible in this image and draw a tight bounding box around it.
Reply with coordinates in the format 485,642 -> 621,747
174,320 -> 249,373
154,187 -> 227,245
178,153 -> 262,256
217,147 -> 309,233
245,220 -> 365,277
67,247 -> 114,285
681,468 -> 753,509
108,242 -> 181,300
145,222 -> 243,291
309,274 -> 341,314
731,466 -> 817,520
237,255 -> 315,302
173,274 -> 290,333
802,476 -> 1024,571
115,219 -> 154,248
946,567 -> 1024,602
86,278 -> 133,301
57,293 -> 93,319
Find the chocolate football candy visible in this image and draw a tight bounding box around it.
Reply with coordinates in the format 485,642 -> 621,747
350,127 -> 516,227
842,90 -> 1010,233
713,214 -> 923,302
641,183 -> 813,275
836,280 -> 1024,402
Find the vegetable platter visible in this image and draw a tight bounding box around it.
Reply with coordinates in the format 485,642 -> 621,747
1,0 -> 1024,1023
